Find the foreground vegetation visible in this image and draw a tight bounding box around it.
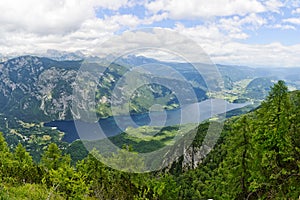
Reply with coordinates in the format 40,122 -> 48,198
0,81 -> 300,199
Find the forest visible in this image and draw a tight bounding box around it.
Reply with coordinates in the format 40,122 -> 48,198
0,80 -> 299,199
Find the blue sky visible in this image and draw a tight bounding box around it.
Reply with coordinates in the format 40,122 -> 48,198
0,0 -> 300,67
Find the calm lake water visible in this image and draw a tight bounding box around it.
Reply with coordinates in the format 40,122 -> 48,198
45,99 -> 250,143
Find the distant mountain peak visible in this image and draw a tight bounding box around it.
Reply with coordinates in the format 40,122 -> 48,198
43,49 -> 85,61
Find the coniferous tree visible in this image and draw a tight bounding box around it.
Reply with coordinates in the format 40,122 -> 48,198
13,143 -> 37,183
250,80 -> 296,198
41,143 -> 91,199
0,132 -> 14,181
209,116 -> 254,199
41,143 -> 65,171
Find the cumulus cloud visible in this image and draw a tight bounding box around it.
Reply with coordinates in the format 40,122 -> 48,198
107,14 -> 141,28
212,42 -> 300,67
283,17 -> 300,25
0,0 -> 171,56
0,0 -> 96,35
156,22 -> 300,67
5,23 -> 300,67
0,0 -> 143,56
217,13 -> 267,39
268,24 -> 296,30
94,0 -> 135,10
292,8 -> 300,14
93,28 -> 213,64
172,13 -> 267,43
0,0 -> 139,34
174,23 -> 227,43
145,0 -> 271,19
264,0 -> 284,13
0,0 -> 299,68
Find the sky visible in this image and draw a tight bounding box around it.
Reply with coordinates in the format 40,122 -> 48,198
0,0 -> 300,67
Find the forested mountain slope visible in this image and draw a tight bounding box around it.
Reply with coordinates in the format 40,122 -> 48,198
0,56 -> 207,122
0,81 -> 299,199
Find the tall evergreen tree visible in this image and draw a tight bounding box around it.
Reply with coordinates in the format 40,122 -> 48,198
0,132 -> 14,181
13,143 -> 37,183
41,143 -> 66,171
210,116 -> 254,199
250,80 -> 296,198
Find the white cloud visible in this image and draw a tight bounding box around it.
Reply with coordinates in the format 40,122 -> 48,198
161,23 -> 300,67
93,0 -> 135,10
211,42 -> 300,67
286,0 -> 300,8
88,28 -> 217,65
283,17 -> 300,25
0,0 -> 135,35
0,0 -> 299,68
217,13 -> 267,39
173,14 -> 266,42
292,8 -> 300,14
0,14 -> 145,57
264,0 -> 284,13
143,13 -> 169,24
0,0 -> 95,35
0,0 -> 144,56
146,0 -> 268,19
106,14 -> 141,28
268,24 -> 296,30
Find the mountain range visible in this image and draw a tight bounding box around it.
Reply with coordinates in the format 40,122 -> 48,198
1,54 -> 300,123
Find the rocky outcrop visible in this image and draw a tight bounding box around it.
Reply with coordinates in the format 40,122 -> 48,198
0,56 -> 81,121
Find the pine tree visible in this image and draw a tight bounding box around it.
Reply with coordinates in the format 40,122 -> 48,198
41,143 -> 66,171
0,132 -> 14,181
211,116 -> 254,199
250,80 -> 295,198
13,143 -> 37,183
41,143 -> 91,199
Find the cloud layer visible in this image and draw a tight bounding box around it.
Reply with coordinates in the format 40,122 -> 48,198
0,0 -> 299,67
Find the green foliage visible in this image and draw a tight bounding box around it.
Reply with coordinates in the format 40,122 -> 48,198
47,163 -> 91,199
244,77 -> 274,100
210,116 -> 254,199
41,143 -> 67,171
165,81 -> 300,200
12,143 -> 38,183
0,132 -> 9,153
76,150 -> 145,199
203,81 -> 300,199
41,143 -> 91,199
0,132 -> 14,181
67,124 -> 195,163
248,80 -> 300,199
0,115 -> 67,162
129,83 -> 179,114
0,183 -> 64,200
65,140 -> 89,164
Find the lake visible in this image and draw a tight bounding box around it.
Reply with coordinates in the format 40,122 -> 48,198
45,99 -> 250,143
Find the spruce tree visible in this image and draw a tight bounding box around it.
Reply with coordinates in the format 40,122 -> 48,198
251,80 -> 295,198
13,143 -> 37,183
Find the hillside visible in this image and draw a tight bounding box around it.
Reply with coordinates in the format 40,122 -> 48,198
1,55 -> 299,124
1,55 -> 299,164
0,56 -> 80,121
0,56 -> 208,122
1,81 -> 299,199
243,77 -> 275,100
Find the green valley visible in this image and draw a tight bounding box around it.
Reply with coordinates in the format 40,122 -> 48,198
1,81 -> 299,199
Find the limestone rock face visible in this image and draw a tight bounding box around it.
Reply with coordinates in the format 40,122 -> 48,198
0,56 -> 81,121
